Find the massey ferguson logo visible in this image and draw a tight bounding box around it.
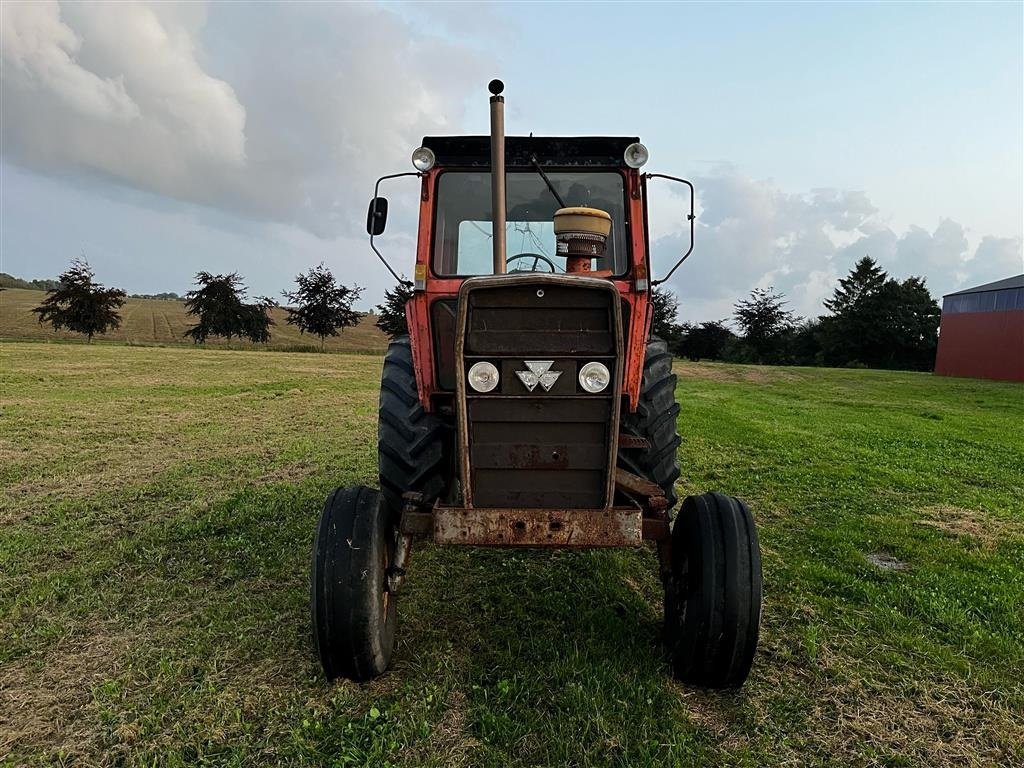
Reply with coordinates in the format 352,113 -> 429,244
516,360 -> 561,392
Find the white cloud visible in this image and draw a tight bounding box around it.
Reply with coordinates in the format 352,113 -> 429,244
1,1 -> 139,122
1,1 -> 247,196
1,1 -> 485,238
654,169 -> 1023,323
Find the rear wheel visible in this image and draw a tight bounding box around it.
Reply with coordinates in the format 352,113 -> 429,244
310,485 -> 396,681
618,337 -> 681,510
378,336 -> 450,517
665,492 -> 762,688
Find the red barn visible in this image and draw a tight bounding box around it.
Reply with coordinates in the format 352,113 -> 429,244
935,274 -> 1024,382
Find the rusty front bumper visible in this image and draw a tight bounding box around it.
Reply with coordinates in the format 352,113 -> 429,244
399,469 -> 672,548
401,504 -> 670,547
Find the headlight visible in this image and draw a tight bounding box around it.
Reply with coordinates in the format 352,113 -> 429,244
411,146 -> 436,172
467,361 -> 499,393
623,142 -> 649,169
578,362 -> 610,393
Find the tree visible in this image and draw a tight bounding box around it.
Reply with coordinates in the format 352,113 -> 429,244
678,320 -> 735,361
650,287 -> 684,347
376,281 -> 414,339
818,257 -> 940,370
32,259 -> 126,342
876,276 -> 941,371
282,264 -> 362,350
184,272 -> 275,344
787,319 -> 823,366
824,256 -> 887,315
818,256 -> 889,366
733,287 -> 797,363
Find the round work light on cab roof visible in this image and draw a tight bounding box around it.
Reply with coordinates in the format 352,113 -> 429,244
624,142 -> 649,168
411,146 -> 436,172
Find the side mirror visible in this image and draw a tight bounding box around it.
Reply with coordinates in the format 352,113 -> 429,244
644,173 -> 695,286
366,197 -> 389,236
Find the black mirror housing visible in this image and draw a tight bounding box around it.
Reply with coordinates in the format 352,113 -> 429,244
367,197 -> 389,236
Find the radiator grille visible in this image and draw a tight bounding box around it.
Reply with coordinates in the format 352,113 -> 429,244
460,279 -> 620,509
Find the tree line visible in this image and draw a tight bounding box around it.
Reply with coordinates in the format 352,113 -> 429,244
653,256 -> 941,371
26,255 -> 941,370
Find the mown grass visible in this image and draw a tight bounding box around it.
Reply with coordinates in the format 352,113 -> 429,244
1,343 -> 1021,767
0,288 -> 388,353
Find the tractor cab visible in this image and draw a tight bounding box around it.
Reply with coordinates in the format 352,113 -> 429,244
367,130 -> 694,414
310,81 -> 761,690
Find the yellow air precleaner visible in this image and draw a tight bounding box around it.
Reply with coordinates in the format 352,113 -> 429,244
554,207 -> 612,273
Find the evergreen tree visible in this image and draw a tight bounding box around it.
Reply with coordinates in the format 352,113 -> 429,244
32,259 -> 126,342
819,256 -> 889,366
375,281 -> 414,339
282,264 -> 362,350
184,272 -> 274,344
823,256 -> 887,314
818,257 -> 939,370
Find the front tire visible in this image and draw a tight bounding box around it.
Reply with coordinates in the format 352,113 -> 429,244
310,485 -> 396,681
665,492 -> 762,688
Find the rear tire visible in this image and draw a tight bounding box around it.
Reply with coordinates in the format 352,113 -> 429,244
310,485 -> 396,681
618,337 -> 681,510
378,336 -> 450,517
665,492 -> 762,688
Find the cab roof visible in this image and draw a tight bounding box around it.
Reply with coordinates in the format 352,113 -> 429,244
422,136 -> 640,168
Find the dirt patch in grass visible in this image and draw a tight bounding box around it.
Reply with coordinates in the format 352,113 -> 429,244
917,505 -> 1016,551
681,643 -> 1022,767
674,362 -> 800,385
824,678 -> 1022,767
429,689 -> 480,766
866,551 -> 909,571
0,622 -> 130,761
258,462 -> 318,486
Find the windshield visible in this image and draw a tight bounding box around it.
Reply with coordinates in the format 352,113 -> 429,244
433,171 -> 628,276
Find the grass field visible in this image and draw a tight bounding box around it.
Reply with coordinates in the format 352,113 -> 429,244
0,288 -> 388,353
1,342 -> 1022,767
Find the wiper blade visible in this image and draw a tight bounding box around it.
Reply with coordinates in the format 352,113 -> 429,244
530,154 -> 566,209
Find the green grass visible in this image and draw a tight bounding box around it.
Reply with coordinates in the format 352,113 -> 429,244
0,288 -> 388,353
1,343 -> 1022,767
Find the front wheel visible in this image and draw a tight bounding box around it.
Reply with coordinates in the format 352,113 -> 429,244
310,485 -> 396,681
664,492 -> 762,688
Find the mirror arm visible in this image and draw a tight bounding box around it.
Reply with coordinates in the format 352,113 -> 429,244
370,172 -> 421,286
645,173 -> 696,286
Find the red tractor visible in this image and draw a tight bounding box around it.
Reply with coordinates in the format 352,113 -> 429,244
311,81 -> 762,688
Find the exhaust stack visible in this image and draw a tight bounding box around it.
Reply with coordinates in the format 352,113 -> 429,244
488,79 -> 507,274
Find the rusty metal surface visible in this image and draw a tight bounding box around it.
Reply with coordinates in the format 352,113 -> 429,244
617,433 -> 651,450
614,467 -> 664,500
433,505 -> 642,547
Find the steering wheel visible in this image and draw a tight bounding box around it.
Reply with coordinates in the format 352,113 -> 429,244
506,252 -> 557,273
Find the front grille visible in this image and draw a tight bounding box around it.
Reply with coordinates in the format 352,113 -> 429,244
458,276 -> 621,509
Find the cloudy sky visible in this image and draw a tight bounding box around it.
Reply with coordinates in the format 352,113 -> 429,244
2,1 -> 1021,321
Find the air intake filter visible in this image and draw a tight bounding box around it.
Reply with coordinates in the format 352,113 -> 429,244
554,207 -> 611,273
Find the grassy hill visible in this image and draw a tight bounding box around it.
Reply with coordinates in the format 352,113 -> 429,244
1,343 -> 1022,766
0,288 -> 388,353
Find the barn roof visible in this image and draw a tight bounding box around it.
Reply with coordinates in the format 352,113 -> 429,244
944,274 -> 1024,297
